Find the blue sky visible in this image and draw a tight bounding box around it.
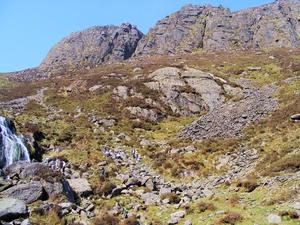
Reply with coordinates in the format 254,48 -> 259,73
0,0 -> 273,72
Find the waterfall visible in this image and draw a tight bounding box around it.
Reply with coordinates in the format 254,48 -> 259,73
0,116 -> 30,168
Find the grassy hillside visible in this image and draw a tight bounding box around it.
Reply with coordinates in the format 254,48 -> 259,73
1,49 -> 300,224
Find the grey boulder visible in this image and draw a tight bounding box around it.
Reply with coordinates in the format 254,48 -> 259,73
42,180 -> 75,203
267,214 -> 282,224
2,181 -> 44,204
0,198 -> 28,221
291,114 -> 300,121
67,178 -> 92,197
168,211 -> 186,225
141,192 -> 160,206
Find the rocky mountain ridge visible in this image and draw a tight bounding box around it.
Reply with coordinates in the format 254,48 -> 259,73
135,0 -> 300,55
40,23 -> 143,73
6,0 -> 300,80
1,1 -> 300,224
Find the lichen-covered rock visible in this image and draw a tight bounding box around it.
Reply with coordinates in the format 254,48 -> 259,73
41,23 -> 143,71
145,67 -> 239,116
135,0 -> 300,55
4,162 -> 75,202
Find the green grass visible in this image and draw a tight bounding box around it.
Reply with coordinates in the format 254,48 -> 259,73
0,76 -> 15,88
4,49 -> 300,225
144,116 -> 197,141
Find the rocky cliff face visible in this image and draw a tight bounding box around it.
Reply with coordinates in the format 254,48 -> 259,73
12,0 -> 300,79
135,0 -> 300,55
40,23 -> 143,71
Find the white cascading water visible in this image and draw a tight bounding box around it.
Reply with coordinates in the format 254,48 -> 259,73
0,116 -> 30,168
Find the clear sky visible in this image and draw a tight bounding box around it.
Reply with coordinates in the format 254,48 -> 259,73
0,0 -> 274,72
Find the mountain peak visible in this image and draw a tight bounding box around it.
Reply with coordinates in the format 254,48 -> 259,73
40,23 -> 143,72
18,0 -> 300,78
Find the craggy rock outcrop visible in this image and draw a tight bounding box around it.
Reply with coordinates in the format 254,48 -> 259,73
147,67 -> 241,115
180,79 -> 277,140
147,67 -> 238,113
8,67 -> 48,82
112,66 -> 242,122
135,0 -> 300,55
40,23 -> 143,72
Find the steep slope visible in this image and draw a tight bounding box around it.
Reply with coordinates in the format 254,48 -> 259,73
40,23 -> 143,72
1,49 -> 300,224
135,0 -> 300,55
2,1 -> 300,223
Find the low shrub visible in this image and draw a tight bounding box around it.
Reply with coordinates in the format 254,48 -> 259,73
279,210 -> 299,219
131,121 -> 154,131
93,213 -> 119,225
119,216 -> 139,225
228,194 -> 240,207
94,181 -> 116,196
197,202 -> 216,212
31,207 -> 65,225
218,211 -> 243,224
269,154 -> 300,173
236,176 -> 259,192
161,193 -> 181,204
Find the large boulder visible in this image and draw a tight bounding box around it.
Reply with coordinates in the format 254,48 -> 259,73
2,181 -> 44,204
67,178 -> 92,197
4,161 -> 31,176
40,23 -> 143,72
42,180 -> 75,203
0,198 -> 28,221
141,192 -> 160,206
20,163 -> 54,179
5,162 -> 63,182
